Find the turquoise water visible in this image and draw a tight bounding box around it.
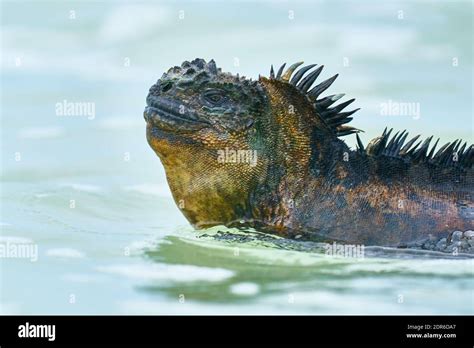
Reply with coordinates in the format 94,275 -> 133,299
1,0 -> 473,314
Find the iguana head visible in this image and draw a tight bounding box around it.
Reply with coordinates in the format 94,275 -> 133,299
145,58 -> 266,137
144,58 -> 359,230
145,58 -> 273,227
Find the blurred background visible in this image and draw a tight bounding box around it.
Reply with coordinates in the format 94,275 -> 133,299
1,0 -> 473,314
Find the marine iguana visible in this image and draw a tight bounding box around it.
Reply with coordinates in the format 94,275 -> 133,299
144,58 -> 473,249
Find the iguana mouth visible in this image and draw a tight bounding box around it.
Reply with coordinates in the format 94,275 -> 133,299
144,96 -> 209,133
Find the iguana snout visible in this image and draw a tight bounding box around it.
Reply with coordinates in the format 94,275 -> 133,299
144,94 -> 208,133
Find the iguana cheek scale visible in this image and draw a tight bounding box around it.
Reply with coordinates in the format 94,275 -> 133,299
144,58 -> 473,248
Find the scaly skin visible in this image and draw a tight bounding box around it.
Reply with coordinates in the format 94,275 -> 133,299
144,58 -> 473,248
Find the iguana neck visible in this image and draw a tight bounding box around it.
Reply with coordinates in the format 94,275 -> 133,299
248,78 -> 344,235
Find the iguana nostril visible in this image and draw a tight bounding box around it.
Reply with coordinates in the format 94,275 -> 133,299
161,81 -> 173,93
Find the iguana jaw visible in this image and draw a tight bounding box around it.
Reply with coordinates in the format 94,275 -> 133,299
147,131 -> 269,229
145,96 -> 270,228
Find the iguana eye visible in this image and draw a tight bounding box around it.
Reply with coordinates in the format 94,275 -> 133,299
208,94 -> 222,103
203,90 -> 227,106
